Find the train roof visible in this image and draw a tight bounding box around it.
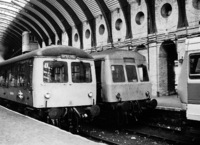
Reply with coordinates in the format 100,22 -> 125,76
91,48 -> 146,61
185,37 -> 200,52
0,45 -> 93,66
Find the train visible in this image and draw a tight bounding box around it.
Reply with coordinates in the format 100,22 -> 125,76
91,48 -> 157,125
0,45 -> 157,130
177,37 -> 200,121
0,45 -> 100,131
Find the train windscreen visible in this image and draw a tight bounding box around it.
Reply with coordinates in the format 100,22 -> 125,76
43,61 -> 68,83
111,65 -> 125,82
138,64 -> 149,82
71,62 -> 92,83
125,65 -> 138,82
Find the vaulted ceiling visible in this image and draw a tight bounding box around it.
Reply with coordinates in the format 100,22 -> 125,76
0,0 -> 128,59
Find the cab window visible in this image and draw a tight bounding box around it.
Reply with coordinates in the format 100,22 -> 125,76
126,65 -> 138,82
71,62 -> 92,83
138,64 -> 149,82
43,61 -> 68,83
190,54 -> 200,79
111,65 -> 125,82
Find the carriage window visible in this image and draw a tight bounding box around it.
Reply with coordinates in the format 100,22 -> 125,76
111,65 -> 125,82
17,61 -> 26,87
0,72 -> 4,86
126,65 -> 138,82
0,59 -> 33,87
138,64 -> 149,82
71,62 -> 92,83
0,68 -> 7,87
43,61 -> 68,83
190,54 -> 200,79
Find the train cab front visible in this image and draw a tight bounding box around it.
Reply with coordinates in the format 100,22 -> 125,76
31,48 -> 101,131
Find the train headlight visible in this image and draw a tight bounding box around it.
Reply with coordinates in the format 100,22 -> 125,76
88,92 -> 93,98
44,93 -> 51,99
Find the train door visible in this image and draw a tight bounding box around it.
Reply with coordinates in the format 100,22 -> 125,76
94,60 -> 103,102
69,60 -> 96,106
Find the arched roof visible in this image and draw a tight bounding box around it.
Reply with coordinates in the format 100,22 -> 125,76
0,0 -> 131,59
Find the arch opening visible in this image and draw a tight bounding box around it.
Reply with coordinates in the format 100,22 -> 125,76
161,3 -> 172,18
85,29 -> 90,39
115,18 -> 123,31
193,0 -> 200,10
159,40 -> 178,96
135,12 -> 145,25
74,33 -> 79,42
99,24 -> 105,35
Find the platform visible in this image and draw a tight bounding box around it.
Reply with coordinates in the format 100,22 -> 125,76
0,106 -> 105,145
152,95 -> 183,111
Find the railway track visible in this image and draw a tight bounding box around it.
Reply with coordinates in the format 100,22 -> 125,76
80,120 -> 200,145
136,109 -> 200,145
125,124 -> 200,145
80,130 -> 122,145
80,122 -> 171,145
79,108 -> 200,145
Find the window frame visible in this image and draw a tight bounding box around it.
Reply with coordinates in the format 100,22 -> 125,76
137,64 -> 149,82
0,59 -> 33,87
125,65 -> 138,82
189,53 -> 200,79
43,61 -> 68,83
111,65 -> 125,83
71,61 -> 92,83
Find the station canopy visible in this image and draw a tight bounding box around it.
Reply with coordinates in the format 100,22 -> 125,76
0,0 -> 126,59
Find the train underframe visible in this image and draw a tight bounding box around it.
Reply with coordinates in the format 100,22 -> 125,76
98,98 -> 157,126
0,98 -> 100,133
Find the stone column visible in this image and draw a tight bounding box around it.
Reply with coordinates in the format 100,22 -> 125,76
148,42 -> 160,97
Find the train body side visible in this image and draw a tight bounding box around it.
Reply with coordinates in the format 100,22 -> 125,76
0,59 -> 34,106
177,37 -> 200,121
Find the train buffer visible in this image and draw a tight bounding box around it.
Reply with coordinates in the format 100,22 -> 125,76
0,106 -> 105,145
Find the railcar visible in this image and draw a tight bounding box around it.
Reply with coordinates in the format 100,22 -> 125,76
177,37 -> 200,121
0,45 -> 99,130
91,48 -> 157,124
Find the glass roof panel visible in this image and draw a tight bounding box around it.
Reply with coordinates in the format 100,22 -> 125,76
0,0 -> 28,44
